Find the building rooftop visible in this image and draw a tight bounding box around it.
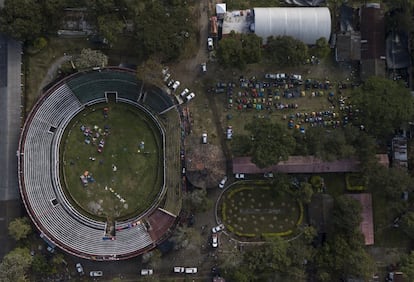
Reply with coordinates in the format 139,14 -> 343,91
347,193 -> 374,245
232,154 -> 389,174
222,10 -> 253,36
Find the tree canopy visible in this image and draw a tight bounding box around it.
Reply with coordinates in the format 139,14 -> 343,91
217,32 -> 262,69
265,36 -> 309,66
351,77 -> 414,138
8,217 -> 32,241
0,247 -> 33,282
240,119 -> 296,168
0,0 -> 43,40
74,48 -> 108,69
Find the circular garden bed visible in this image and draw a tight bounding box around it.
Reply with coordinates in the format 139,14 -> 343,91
219,182 -> 303,239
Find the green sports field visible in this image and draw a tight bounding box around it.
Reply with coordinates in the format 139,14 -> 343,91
220,182 -> 302,238
60,103 -> 163,220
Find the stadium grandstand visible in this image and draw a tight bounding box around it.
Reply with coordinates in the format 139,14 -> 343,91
18,68 -> 180,260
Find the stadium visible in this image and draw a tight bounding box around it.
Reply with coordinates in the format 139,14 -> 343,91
17,67 -> 182,260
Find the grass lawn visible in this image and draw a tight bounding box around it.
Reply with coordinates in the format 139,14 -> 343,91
221,182 -> 301,237
24,37 -> 92,114
61,102 -> 163,220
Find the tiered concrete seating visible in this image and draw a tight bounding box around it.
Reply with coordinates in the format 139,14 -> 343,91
141,85 -> 174,113
67,70 -> 142,104
20,77 -> 157,260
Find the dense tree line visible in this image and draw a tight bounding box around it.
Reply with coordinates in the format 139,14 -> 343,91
0,0 -> 194,62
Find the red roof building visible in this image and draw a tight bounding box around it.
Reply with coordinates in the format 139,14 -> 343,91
232,154 -> 389,174
347,193 -> 374,245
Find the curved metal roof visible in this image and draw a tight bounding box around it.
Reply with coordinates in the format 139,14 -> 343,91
253,7 -> 331,45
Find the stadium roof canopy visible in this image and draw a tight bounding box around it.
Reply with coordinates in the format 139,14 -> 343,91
253,7 -> 331,45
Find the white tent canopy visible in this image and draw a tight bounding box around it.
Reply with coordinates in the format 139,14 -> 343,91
253,7 -> 331,45
216,3 -> 226,14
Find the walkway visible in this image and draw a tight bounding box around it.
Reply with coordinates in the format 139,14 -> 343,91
0,34 -> 23,259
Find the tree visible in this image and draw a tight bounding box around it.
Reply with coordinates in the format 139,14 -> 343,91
31,255 -> 53,276
0,247 -> 33,282
351,77 -> 414,138
8,217 -> 32,241
136,57 -> 164,87
310,37 -> 330,59
32,37 -> 48,51
217,32 -> 262,69
217,33 -> 245,69
0,0 -> 43,40
400,251 -> 414,281
245,119 -> 296,168
185,188 -> 212,212
231,135 -> 252,157
265,36 -> 309,66
298,182 -> 314,204
96,14 -> 124,44
332,195 -> 362,235
74,48 -> 108,69
400,211 -> 414,239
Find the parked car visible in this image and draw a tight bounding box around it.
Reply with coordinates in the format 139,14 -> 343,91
264,172 -> 274,178
163,72 -> 171,82
141,269 -> 153,276
167,79 -> 175,87
174,266 -> 185,273
212,223 -> 225,233
90,271 -> 103,277
172,80 -> 181,91
202,133 -> 207,144
180,88 -> 189,97
201,62 -> 207,72
186,92 -> 195,101
161,67 -> 169,76
226,126 -> 233,140
75,263 -> 84,275
218,176 -> 228,189
207,38 -> 213,50
185,267 -> 198,274
235,173 -> 245,179
265,73 -> 277,79
212,233 -> 218,248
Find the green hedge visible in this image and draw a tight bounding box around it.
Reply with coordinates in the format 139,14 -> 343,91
345,174 -> 366,191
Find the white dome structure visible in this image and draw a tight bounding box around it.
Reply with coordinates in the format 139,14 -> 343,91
253,7 -> 331,45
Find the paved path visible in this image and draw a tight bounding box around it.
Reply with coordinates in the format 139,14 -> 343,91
0,34 -> 23,259
38,55 -> 71,95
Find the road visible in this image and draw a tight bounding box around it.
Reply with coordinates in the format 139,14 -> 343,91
0,34 -> 24,259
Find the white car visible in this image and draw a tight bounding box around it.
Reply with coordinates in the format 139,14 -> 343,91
172,80 -> 180,91
162,67 -> 169,76
207,38 -> 214,50
186,92 -> 195,101
202,133 -> 207,144
180,88 -> 189,97
141,269 -> 153,276
174,266 -> 185,273
90,271 -> 103,277
212,233 -> 218,248
163,72 -> 171,82
218,176 -> 228,189
212,223 -> 225,233
167,79 -> 175,87
235,173 -> 245,179
226,126 -> 233,140
75,263 -> 84,275
201,62 -> 207,72
185,267 -> 198,274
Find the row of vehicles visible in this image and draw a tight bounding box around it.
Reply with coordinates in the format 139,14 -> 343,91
75,263 -> 103,277
162,67 -> 196,102
174,267 -> 198,273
